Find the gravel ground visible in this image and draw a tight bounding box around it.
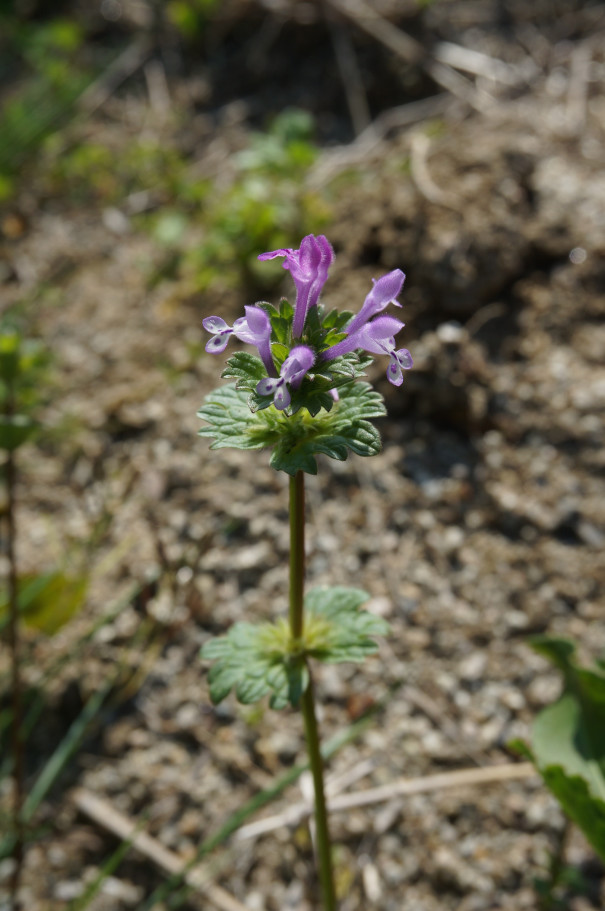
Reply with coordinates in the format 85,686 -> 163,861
1,2 -> 605,909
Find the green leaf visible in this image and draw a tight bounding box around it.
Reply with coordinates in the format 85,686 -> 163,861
0,414 -> 36,451
201,591 -> 388,708
198,380 -> 386,475
0,333 -> 21,384
0,571 -> 88,635
221,351 -> 266,393
527,637 -> 605,863
201,619 -> 307,709
303,586 -> 390,663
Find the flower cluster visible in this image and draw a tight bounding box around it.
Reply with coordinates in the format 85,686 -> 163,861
203,234 -> 412,411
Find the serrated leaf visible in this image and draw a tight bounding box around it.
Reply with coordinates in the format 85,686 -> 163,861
507,738 -> 535,762
236,673 -> 271,704
221,352 -> 266,392
321,308 -> 354,331
271,342 -> 290,363
530,636 -> 577,673
279,298 -> 293,320
538,766 -> 605,862
305,587 -> 369,616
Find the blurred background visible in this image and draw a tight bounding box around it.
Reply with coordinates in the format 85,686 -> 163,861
1,1 -> 604,909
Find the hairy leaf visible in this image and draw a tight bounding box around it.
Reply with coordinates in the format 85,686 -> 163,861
201,621 -> 308,709
198,380 -> 386,475
303,586 -> 390,663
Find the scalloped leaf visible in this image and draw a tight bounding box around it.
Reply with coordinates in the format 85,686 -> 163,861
304,586 -> 390,663
198,380 -> 386,475
201,621 -> 308,709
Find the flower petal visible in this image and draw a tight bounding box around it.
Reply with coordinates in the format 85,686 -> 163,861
256,377 -> 280,396
346,269 -> 405,335
205,334 -> 230,353
362,315 -> 404,340
273,382 -> 291,410
281,345 -> 315,387
203,315 -> 230,333
396,348 -> 414,370
257,247 -> 293,262
387,355 -> 404,386
243,305 -> 271,338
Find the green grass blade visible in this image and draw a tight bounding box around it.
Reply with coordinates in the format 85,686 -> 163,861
67,816 -> 148,911
0,672 -> 116,859
0,575 -> 159,781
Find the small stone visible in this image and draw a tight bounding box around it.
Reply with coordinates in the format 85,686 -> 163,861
362,859 -> 383,902
54,880 -> 84,901
458,652 -> 487,682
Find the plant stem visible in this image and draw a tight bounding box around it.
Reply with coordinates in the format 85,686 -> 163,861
6,424 -> 24,909
301,665 -> 337,911
288,471 -> 337,911
288,471 -> 305,641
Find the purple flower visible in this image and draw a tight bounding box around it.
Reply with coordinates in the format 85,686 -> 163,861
259,234 -> 334,338
256,345 -> 315,411
240,305 -> 276,376
323,315 -> 404,360
345,269 -> 405,336
204,306 -> 276,376
320,269 -> 412,385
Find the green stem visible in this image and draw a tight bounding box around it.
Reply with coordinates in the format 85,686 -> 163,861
289,471 -> 305,641
288,471 -> 337,911
301,664 -> 337,911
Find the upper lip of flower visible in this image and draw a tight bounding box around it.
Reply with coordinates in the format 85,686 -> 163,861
259,234 -> 335,339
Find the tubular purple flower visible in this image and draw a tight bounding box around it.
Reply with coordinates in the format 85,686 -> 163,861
259,234 -> 334,339
256,345 -> 315,411
347,324 -> 413,386
240,305 -> 276,376
345,269 -> 405,337
322,315 -> 404,361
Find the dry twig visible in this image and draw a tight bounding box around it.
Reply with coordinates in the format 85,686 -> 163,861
325,0 -> 493,112
73,788 -> 254,911
410,130 -> 460,209
235,762 -> 536,841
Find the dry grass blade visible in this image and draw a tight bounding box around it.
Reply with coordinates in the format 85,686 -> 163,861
235,762 -> 536,840
73,789 -> 254,911
325,0 -> 491,111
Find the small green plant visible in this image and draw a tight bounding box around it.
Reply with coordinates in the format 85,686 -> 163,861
515,636 -> 605,904
184,110 -> 329,292
0,18 -> 91,197
167,0 -> 221,39
44,137 -> 192,206
198,234 -> 412,908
